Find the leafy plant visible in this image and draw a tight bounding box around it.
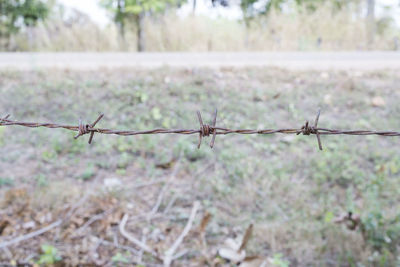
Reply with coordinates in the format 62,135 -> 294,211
37,244 -> 62,265
0,177 -> 14,187
36,174 -> 48,187
0,127 -> 5,146
0,0 -> 49,49
80,164 -> 96,181
362,211 -> 400,253
111,252 -> 130,265
271,253 -> 290,267
100,0 -> 179,51
41,149 -> 57,162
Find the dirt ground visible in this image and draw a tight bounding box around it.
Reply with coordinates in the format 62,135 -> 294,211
1,52 -> 400,70
0,68 -> 399,266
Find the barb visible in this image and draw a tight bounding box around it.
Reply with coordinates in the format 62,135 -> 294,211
297,108 -> 323,150
74,114 -> 104,144
1,109 -> 400,150
197,109 -> 218,148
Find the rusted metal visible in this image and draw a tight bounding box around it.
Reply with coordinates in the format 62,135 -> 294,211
1,109 -> 400,151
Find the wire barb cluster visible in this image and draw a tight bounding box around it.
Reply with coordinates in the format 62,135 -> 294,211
1,109 -> 400,151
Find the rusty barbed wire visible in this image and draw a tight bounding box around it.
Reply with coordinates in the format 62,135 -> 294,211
1,109 -> 400,151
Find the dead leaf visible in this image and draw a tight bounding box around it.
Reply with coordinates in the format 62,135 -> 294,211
219,224 -> 254,263
155,158 -> 177,169
218,247 -> 246,263
240,257 -> 268,267
371,96 -> 385,107
324,94 -> 332,105
239,224 -> 253,252
22,221 -> 36,229
272,93 -> 281,99
199,212 -> 211,233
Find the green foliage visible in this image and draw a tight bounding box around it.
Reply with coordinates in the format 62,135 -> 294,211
363,211 -> 397,250
271,253 -> 290,267
80,164 -> 96,181
100,0 -> 177,21
240,0 -> 286,22
37,244 -> 62,265
0,177 -> 14,187
41,149 -> 57,162
36,174 -> 48,187
294,0 -> 353,11
0,127 -> 5,146
151,107 -> 162,120
117,152 -> 131,169
111,252 -> 130,265
238,0 -> 358,23
0,0 -> 49,37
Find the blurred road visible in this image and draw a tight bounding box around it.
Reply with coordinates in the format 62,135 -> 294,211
0,52 -> 399,70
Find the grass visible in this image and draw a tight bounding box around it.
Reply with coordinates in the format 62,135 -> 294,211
0,68 -> 400,266
5,3 -> 400,52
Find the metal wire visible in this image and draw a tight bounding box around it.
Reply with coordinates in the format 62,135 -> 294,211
1,109 -> 400,151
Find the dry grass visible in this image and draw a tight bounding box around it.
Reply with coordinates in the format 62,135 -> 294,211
1,68 -> 400,266
7,3 -> 400,52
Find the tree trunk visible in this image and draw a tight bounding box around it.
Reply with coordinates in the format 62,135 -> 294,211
244,20 -> 250,49
366,0 -> 375,48
117,0 -> 126,50
27,25 -> 34,50
136,12 -> 145,52
192,0 -> 196,15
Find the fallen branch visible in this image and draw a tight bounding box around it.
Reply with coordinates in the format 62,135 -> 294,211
148,153 -> 183,221
0,219 -> 62,249
76,208 -> 114,234
119,214 -> 161,261
164,201 -> 200,267
92,236 -> 139,255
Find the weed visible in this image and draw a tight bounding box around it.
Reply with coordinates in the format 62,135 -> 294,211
41,149 -> 57,162
37,244 -> 62,265
270,253 -> 290,267
36,174 -> 48,187
111,252 -> 130,266
80,164 -> 96,181
0,177 -> 14,187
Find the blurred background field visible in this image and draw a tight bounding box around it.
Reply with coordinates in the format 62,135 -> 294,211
1,68 -> 400,266
1,0 -> 400,52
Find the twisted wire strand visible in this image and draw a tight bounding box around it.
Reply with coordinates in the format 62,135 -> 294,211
1,109 -> 399,151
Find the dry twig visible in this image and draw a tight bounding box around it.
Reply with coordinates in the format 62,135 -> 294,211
119,214 -> 161,260
164,201 -> 201,267
0,220 -> 62,249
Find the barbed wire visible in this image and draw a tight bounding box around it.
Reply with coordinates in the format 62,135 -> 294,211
1,109 -> 400,151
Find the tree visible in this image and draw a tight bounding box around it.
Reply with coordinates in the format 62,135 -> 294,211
366,0 -> 375,47
294,0 -> 354,11
101,0 -> 177,52
0,0 -> 49,50
237,0 -> 285,47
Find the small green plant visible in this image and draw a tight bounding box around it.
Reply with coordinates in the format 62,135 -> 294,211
0,127 -> 5,146
36,174 -> 48,187
151,107 -> 162,120
41,149 -> 57,162
135,91 -> 148,103
111,252 -> 130,266
37,244 -> 61,265
362,211 -> 400,253
0,177 -> 14,187
80,164 -> 96,180
117,152 -> 131,169
271,253 -> 290,267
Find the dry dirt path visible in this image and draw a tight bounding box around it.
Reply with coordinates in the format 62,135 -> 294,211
0,52 -> 399,70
